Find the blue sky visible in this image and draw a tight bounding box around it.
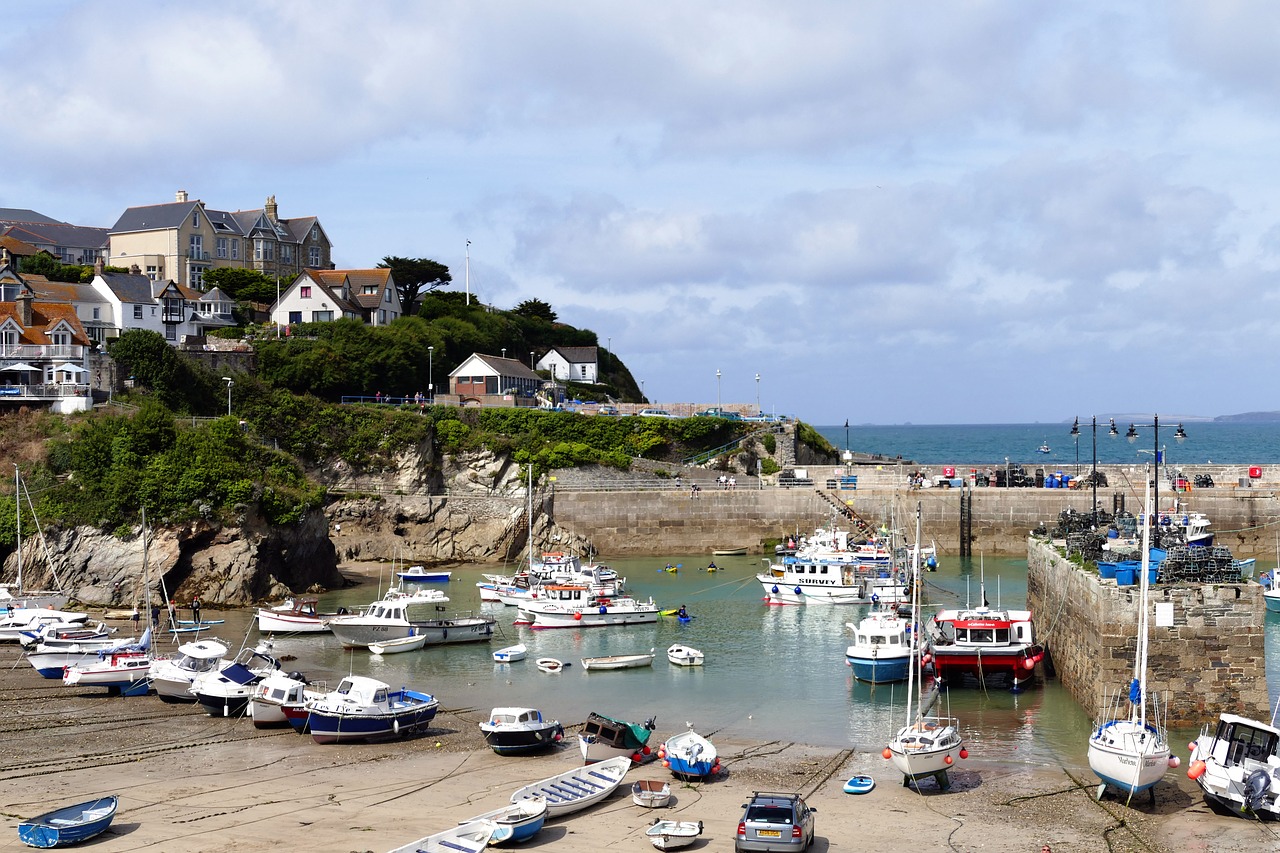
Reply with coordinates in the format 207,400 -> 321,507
4,2 -> 1278,424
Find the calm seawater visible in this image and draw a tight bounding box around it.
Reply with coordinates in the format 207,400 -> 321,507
817,421 -> 1280,466
198,554 -> 1280,773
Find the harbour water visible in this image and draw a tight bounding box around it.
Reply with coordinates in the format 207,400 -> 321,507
817,421 -> 1280,466
197,552 -> 1279,774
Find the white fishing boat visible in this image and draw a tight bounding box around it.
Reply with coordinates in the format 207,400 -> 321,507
149,637 -> 230,702
368,633 -> 427,655
509,754 -> 632,817
27,635 -> 136,679
0,609 -> 88,643
306,674 -> 439,744
1088,474 -> 1173,804
631,779 -> 671,808
458,796 -> 547,845
845,607 -> 912,684
190,644 -> 282,717
249,670 -> 322,729
255,597 -> 337,633
62,629 -> 153,696
520,585 -> 659,629
492,643 -> 527,663
396,565 -> 452,582
1188,706 -> 1280,818
386,822 -> 496,853
479,707 -> 564,755
645,819 -> 703,850
581,648 -> 656,670
666,644 -> 704,666
885,502 -> 967,790
325,594 -> 452,648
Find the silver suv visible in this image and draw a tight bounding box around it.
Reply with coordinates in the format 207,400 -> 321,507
735,791 -> 816,851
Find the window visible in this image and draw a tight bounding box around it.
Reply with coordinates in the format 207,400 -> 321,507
254,239 -> 264,261
288,311 -> 302,324
189,234 -> 203,259
231,238 -> 240,260
192,211 -> 200,228
308,246 -> 321,267
363,285 -> 378,295
312,310 -> 333,322
378,309 -> 386,324
133,305 -> 143,320
146,265 -> 158,280
280,244 -> 292,263
300,286 -> 312,298
165,325 -> 177,341
311,225 -> 319,240
191,265 -> 207,288
216,237 -> 228,259
92,307 -> 100,320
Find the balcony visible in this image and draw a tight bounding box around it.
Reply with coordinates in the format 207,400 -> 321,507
186,251 -> 210,261
0,344 -> 86,360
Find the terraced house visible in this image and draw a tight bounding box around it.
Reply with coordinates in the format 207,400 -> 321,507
108,190 -> 333,288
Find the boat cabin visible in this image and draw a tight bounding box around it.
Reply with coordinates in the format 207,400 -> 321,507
582,712 -> 654,749
1206,714 -> 1280,766
332,675 -> 391,709
934,609 -> 1034,647
538,585 -> 590,603
489,707 -> 546,727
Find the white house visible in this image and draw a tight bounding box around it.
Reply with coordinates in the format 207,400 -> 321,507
536,345 -> 599,384
269,269 -> 399,329
449,353 -> 540,403
90,268 -> 204,344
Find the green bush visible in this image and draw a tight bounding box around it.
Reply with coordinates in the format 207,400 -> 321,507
761,458 -> 781,475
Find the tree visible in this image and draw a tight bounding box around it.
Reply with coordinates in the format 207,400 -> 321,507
204,268 -> 280,304
513,299 -> 557,323
378,256 -> 451,316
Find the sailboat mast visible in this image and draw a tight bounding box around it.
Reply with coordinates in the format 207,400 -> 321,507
12,465 -> 19,593
904,502 -> 923,726
1134,471 -> 1154,729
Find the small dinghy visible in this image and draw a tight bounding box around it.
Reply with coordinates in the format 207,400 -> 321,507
581,649 -> 655,671
367,633 -> 427,655
493,643 -> 527,663
396,565 -> 453,582
645,819 -> 703,850
386,821 -> 496,853
660,727 -> 719,780
632,779 -> 671,808
667,643 -> 704,666
18,795 -> 118,849
536,657 -> 566,674
510,754 -> 631,817
843,774 -> 875,794
459,795 -> 548,845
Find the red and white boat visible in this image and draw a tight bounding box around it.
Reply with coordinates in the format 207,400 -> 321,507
924,584 -> 1043,689
255,597 -> 338,634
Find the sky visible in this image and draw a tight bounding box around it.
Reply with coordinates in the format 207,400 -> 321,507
3,1 -> 1279,425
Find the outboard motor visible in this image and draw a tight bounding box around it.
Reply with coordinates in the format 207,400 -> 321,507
287,670 -> 308,684
1243,768 -> 1272,814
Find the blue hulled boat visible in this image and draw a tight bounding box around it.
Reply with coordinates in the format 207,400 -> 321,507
844,608 -> 912,683
306,675 -> 438,744
660,727 -> 719,780
18,795 -> 118,849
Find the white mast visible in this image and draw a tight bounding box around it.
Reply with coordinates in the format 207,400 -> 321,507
465,240 -> 471,306
12,464 -> 19,593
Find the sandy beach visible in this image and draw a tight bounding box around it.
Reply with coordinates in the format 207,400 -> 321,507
0,627 -> 1274,853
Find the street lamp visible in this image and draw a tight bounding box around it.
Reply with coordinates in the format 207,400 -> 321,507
715,369 -> 721,410
1119,415 -> 1187,540
427,346 -> 434,404
1070,417 -> 1080,477
641,379 -> 646,402
1071,416 -> 1114,526
755,373 -> 761,414
530,351 -> 535,371
221,377 -> 233,417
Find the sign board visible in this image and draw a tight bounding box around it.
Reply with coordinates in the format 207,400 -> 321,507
1154,602 -> 1174,628
0,387 -> 21,396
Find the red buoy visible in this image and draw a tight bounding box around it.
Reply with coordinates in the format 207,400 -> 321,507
882,747 -> 892,760
959,748 -> 969,760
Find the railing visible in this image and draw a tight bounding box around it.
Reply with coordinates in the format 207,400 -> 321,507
0,384 -> 92,399
0,345 -> 86,360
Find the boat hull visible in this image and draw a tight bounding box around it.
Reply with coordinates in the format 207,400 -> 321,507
645,820 -> 703,850
493,644 -> 527,663
581,653 -> 655,670
662,730 -> 718,780
846,652 -> 910,684
255,611 -> 329,633
194,688 -> 255,718
17,796 -> 117,849
530,609 -> 659,629
509,755 -> 631,817
481,724 -> 564,755
888,718 -> 965,787
308,691 -> 439,744
632,780 -> 671,808
1087,721 -> 1170,796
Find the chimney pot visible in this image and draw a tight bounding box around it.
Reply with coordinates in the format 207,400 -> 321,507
176,189 -> 188,203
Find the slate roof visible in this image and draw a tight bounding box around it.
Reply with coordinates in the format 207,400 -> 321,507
4,222 -> 108,250
548,345 -> 598,365
452,354 -> 540,380
0,209 -> 64,226
109,201 -> 200,234
97,272 -> 161,303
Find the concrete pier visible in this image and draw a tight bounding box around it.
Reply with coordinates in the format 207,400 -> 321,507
1025,537 -> 1268,726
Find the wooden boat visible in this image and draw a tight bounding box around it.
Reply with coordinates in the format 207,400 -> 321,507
509,754 -> 631,817
479,707 -> 564,755
843,774 -> 875,794
535,657 -> 566,674
17,795 -> 118,849
712,546 -> 747,556
368,633 -> 427,655
579,712 -> 657,763
492,643 -> 527,663
458,796 -> 547,845
645,819 -> 703,850
631,779 -> 671,808
580,648 -> 655,671
306,675 -> 438,744
386,821 -> 495,853
666,644 -> 704,666
396,565 -> 453,582
660,728 -> 719,780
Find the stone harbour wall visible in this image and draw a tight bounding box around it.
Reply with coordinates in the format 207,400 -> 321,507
1026,537 -> 1268,726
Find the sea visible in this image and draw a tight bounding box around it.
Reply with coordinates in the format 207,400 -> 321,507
814,421 -> 1280,466
206,549 -> 1280,778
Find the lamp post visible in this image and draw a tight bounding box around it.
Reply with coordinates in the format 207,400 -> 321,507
641,379 -> 646,402
1071,417 -> 1080,477
715,369 -> 721,410
1071,416 -> 1115,526
530,351 -> 535,371
221,377 -> 233,417
844,419 -> 850,453
427,346 -> 434,404
755,373 -> 761,414
1121,415 -> 1187,541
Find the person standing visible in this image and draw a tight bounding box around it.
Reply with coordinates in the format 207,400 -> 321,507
191,596 -> 201,625
151,604 -> 160,630
131,607 -> 141,631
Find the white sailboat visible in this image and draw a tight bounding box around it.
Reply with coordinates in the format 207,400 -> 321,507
2,466 -> 69,611
885,501 -> 967,790
1087,472 -> 1172,804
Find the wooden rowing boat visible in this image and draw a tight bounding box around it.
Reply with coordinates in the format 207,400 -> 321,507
510,754 -> 631,817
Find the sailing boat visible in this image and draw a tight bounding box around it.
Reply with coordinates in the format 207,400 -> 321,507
1086,471 -> 1172,804
63,509 -> 155,696
2,466 -> 69,611
884,501 -> 967,790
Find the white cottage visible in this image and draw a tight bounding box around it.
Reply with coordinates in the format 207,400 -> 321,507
536,345 -> 599,384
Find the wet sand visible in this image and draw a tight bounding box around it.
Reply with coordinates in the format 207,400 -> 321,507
0,626 -> 1271,853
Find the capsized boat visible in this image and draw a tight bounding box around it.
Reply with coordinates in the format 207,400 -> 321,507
479,707 -> 564,755
306,674 -> 438,744
509,754 -> 631,817
579,712 -> 657,763
581,649 -> 656,671
458,796 -> 547,845
17,795 -> 118,849
660,727 -> 719,780
645,819 -> 703,850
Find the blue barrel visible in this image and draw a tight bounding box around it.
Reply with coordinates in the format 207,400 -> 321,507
1061,474 -> 1071,488
1097,562 -> 1118,579
1107,528 -> 1120,539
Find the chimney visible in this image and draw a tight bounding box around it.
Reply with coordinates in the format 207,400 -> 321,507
129,264 -> 141,275
265,194 -> 278,222
176,189 -> 188,203
94,258 -> 105,276
16,288 -> 33,327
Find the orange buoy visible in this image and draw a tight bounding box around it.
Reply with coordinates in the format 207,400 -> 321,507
882,747 -> 892,760
573,612 -> 582,621
1187,760 -> 1206,780
944,755 -> 953,765
662,760 -> 670,768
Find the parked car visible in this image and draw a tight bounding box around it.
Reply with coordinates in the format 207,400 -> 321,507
741,412 -> 781,422
596,405 -> 619,416
694,408 -> 742,420
636,408 -> 678,418
735,791 -> 816,851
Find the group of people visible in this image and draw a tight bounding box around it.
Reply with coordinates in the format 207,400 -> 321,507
132,599 -> 202,632
717,474 -> 737,489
